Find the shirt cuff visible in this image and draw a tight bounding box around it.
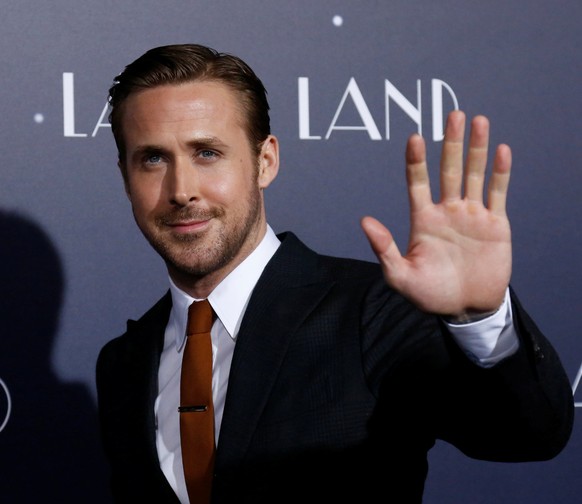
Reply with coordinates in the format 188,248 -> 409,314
443,288 -> 519,367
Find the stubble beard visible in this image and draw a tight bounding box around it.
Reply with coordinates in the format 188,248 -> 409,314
140,187 -> 264,281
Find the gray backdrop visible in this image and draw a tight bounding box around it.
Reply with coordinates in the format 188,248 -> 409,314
0,1 -> 580,502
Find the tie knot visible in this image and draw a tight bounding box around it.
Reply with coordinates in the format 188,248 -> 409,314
187,299 -> 214,335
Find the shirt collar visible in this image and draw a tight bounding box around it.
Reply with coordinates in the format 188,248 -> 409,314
168,225 -> 280,351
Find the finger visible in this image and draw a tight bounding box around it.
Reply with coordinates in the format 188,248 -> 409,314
440,110 -> 466,202
406,133 -> 432,213
360,216 -> 403,274
487,143 -> 512,215
464,115 -> 490,203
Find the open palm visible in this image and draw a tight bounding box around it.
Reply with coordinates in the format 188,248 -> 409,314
362,111 -> 512,318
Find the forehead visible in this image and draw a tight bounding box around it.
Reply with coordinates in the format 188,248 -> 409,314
119,80 -> 247,144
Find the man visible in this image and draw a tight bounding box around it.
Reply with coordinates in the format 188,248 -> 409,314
96,44 -> 574,503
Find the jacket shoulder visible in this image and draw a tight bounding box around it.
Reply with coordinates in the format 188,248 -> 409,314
97,292 -> 171,371
275,231 -> 383,282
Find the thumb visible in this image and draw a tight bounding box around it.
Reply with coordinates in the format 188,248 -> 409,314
360,216 -> 402,269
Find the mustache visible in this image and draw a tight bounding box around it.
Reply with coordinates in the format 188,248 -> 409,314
156,207 -> 224,226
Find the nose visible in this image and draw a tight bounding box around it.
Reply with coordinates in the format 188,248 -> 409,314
168,157 -> 198,206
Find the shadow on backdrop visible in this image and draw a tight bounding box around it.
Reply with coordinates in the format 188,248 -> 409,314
0,210 -> 112,503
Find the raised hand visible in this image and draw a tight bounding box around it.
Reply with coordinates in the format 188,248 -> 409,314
361,110 -> 512,319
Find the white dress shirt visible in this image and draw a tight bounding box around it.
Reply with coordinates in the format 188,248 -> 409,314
154,225 -> 517,503
155,226 -> 281,503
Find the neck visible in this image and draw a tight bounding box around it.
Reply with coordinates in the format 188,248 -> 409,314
169,222 -> 267,299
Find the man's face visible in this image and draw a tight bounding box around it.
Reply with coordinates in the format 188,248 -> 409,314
119,80 -> 279,295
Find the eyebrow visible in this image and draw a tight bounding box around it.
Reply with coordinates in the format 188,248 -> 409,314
185,136 -> 227,150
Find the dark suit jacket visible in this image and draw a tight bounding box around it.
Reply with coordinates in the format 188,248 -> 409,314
96,232 -> 574,503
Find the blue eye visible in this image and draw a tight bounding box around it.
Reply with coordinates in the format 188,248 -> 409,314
199,150 -> 217,159
146,154 -> 163,164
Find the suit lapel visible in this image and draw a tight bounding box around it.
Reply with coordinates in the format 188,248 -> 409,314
216,233 -> 335,467
124,293 -> 172,463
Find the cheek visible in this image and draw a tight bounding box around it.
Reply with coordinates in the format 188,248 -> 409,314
203,168 -> 257,205
127,181 -> 165,216
206,180 -> 236,204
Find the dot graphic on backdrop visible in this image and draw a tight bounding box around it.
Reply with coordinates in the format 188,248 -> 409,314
34,113 -> 44,124
333,15 -> 343,27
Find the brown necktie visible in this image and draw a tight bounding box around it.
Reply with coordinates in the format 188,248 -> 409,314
180,299 -> 215,503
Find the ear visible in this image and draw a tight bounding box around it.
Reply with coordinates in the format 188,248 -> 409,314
257,135 -> 279,189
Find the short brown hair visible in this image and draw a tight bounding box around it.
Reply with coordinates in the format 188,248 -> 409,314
108,44 -> 271,162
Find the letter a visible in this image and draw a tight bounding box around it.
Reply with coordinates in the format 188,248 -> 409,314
325,78 -> 381,140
